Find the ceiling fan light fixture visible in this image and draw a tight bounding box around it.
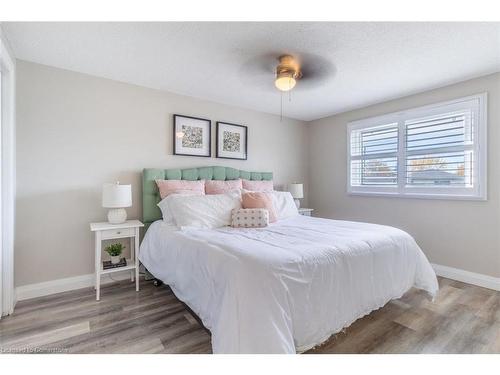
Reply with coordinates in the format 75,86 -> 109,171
275,74 -> 297,92
275,55 -> 301,92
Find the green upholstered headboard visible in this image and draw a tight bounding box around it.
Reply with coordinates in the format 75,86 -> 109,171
142,166 -> 273,230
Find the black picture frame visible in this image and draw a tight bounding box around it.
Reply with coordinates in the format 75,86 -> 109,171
173,114 -> 211,157
216,121 -> 248,160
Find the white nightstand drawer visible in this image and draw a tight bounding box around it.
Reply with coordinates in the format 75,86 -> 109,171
101,227 -> 135,239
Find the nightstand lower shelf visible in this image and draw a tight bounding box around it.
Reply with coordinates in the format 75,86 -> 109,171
101,259 -> 136,274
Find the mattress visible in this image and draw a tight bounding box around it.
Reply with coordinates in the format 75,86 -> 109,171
139,215 -> 438,353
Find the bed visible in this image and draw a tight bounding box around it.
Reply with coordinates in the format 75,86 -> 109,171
139,166 -> 439,354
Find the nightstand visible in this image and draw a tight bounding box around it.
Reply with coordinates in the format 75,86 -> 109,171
90,220 -> 144,301
298,208 -> 314,216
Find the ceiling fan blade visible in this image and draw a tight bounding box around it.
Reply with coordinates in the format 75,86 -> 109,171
238,52 -> 284,91
295,53 -> 336,90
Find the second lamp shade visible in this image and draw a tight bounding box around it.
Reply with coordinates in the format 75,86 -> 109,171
288,183 -> 304,199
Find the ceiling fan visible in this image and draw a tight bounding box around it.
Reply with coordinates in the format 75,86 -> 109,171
270,53 -> 334,118
271,53 -> 334,92
238,52 -> 334,118
240,52 -> 334,91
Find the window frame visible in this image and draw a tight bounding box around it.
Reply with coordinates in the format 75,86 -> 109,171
347,93 -> 487,200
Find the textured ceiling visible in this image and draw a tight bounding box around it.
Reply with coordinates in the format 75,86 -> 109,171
3,22 -> 500,121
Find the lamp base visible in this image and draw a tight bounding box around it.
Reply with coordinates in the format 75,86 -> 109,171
107,208 -> 127,224
294,199 -> 301,209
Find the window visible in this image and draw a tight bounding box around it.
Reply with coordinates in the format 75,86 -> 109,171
348,94 -> 487,199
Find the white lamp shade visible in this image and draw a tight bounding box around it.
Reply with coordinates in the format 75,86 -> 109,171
288,183 -> 304,199
102,183 -> 132,208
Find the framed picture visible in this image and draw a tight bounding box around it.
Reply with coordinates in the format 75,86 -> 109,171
173,114 -> 211,157
216,122 -> 248,160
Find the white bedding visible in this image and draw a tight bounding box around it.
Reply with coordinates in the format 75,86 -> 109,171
139,215 -> 438,353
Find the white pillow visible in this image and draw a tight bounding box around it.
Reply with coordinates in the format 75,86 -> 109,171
270,191 -> 298,220
166,191 -> 242,229
157,197 -> 175,225
157,191 -> 201,225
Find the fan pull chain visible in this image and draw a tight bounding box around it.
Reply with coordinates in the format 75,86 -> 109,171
280,91 -> 283,122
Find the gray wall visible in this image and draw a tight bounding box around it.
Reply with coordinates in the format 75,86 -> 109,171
308,73 -> 500,278
15,60 -> 500,287
15,61 -> 309,286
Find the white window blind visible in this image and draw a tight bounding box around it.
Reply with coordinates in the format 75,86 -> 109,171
350,123 -> 398,188
347,94 -> 486,199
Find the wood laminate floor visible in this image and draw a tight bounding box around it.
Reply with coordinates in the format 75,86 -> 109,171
0,277 -> 499,354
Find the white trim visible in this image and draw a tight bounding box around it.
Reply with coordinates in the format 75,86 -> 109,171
348,190 -> 488,201
14,263 -> 500,301
432,263 -> 500,291
348,93 -> 488,129
0,25 -> 16,317
347,93 -> 487,200
15,272 -> 132,302
477,91 -> 488,200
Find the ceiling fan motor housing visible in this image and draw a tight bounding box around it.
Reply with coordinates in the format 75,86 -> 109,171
276,55 -> 302,80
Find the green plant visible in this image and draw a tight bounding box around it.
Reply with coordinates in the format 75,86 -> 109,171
104,243 -> 124,257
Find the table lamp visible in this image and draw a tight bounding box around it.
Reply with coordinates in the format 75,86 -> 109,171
102,182 -> 132,224
289,183 -> 304,209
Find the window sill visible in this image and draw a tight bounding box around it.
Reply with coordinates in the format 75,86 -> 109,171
347,191 -> 487,201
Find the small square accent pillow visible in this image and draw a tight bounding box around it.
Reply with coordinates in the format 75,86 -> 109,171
231,208 -> 269,228
241,192 -> 277,222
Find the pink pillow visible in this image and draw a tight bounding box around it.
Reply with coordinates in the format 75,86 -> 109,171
241,192 -> 277,223
205,179 -> 243,195
155,179 -> 205,200
242,179 -> 274,192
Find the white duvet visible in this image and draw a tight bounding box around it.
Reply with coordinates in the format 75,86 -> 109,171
139,215 -> 438,353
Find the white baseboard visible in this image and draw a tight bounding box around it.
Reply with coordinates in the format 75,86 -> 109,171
432,263 -> 500,291
15,271 -> 132,302
14,263 -> 500,302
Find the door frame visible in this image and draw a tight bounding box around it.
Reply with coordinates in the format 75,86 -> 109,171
0,27 -> 16,317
